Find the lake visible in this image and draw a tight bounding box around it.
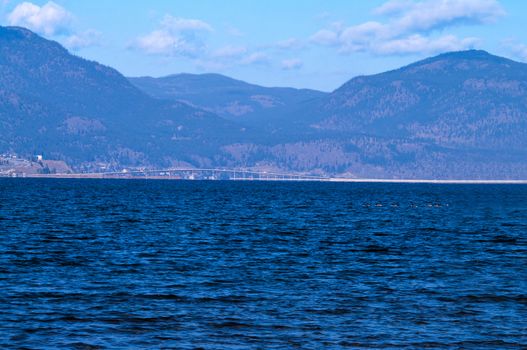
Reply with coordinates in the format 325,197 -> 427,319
0,179 -> 526,349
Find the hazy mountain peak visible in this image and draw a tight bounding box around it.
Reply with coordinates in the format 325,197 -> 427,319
404,49 -> 520,71
166,73 -> 247,83
129,73 -> 326,122
0,25 -> 68,57
430,49 -> 494,59
1,25 -> 40,38
337,49 -> 525,94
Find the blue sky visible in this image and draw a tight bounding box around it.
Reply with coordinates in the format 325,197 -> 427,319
1,0 -> 526,91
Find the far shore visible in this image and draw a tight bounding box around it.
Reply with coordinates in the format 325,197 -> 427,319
328,178 -> 527,184
1,173 -> 527,184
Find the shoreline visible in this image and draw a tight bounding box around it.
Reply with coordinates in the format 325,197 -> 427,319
2,173 -> 527,184
328,178 -> 527,184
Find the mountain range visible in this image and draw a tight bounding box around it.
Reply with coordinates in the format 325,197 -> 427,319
129,74 -> 325,125
1,25 -> 527,179
0,26 -> 239,171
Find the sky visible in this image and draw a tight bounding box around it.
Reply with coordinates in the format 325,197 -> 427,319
1,0 -> 527,91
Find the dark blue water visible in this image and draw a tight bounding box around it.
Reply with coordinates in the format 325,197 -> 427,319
0,179 -> 526,349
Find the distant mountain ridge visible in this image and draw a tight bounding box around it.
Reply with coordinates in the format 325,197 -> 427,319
321,49 -> 527,140
1,25 -> 527,179
129,73 -> 326,124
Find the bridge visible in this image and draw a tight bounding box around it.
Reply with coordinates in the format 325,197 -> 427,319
102,168 -> 331,181
23,167 -> 332,182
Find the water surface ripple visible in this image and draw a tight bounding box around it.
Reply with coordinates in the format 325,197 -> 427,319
0,179 -> 526,349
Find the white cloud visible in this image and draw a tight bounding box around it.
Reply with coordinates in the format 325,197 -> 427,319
311,0 -> 505,55
310,29 -> 339,46
513,45 -> 527,61
7,1 -> 73,36
281,58 -> 303,70
386,0 -> 505,35
375,34 -> 480,55
502,39 -> 527,61
160,15 -> 213,32
276,38 -> 304,50
63,30 -> 102,50
201,44 -> 274,70
195,59 -> 229,72
135,30 -> 188,55
212,45 -> 247,59
339,21 -> 388,51
374,0 -> 415,16
133,15 -> 276,68
133,15 -> 213,57
195,48 -> 272,72
240,52 -> 269,65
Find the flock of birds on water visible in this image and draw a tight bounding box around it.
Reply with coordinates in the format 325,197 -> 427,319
362,202 -> 447,208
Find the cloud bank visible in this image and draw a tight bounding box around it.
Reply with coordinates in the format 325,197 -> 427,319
310,0 -> 504,55
133,15 -> 213,57
7,1 -> 72,36
133,14 -> 276,70
64,30 -> 102,50
6,1 -> 102,50
281,58 -> 303,70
